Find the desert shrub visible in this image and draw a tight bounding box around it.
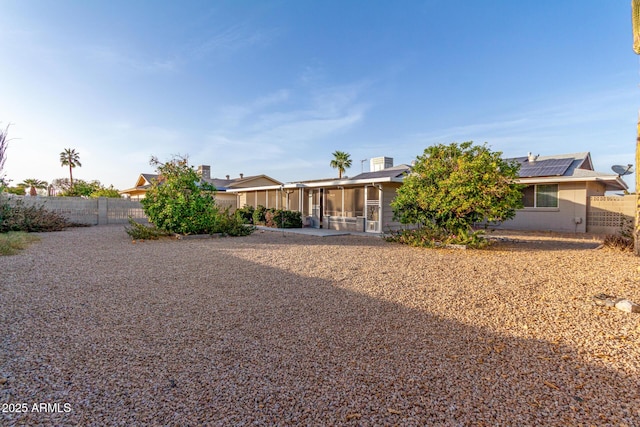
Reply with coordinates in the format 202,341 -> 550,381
215,208 -> 255,236
602,216 -> 634,252
392,141 -> 522,236
142,156 -> 222,234
0,231 -> 40,255
602,234 -> 633,252
124,217 -> 172,240
252,205 -> 268,225
265,209 -> 303,228
141,156 -> 254,237
386,226 -> 490,249
235,205 -> 255,224
0,198 -> 74,232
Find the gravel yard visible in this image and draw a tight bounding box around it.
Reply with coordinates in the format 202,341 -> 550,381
1,225 -> 639,426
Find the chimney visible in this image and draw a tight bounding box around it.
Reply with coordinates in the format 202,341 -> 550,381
226,175 -> 230,180
527,152 -> 538,162
239,173 -> 244,179
198,165 -> 211,180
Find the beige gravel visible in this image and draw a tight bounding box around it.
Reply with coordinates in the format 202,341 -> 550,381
1,225 -> 639,426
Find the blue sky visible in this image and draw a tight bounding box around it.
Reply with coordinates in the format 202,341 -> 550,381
1,0 -> 638,191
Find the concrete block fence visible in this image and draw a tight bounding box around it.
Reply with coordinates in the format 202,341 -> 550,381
4,195 -> 147,225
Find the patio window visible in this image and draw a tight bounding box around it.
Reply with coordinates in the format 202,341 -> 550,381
522,184 -> 558,208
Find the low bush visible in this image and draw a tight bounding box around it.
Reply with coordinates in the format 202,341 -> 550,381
235,205 -> 255,224
0,199 -> 74,232
602,234 -> 633,252
215,208 -> 255,236
252,205 -> 268,225
124,218 -> 172,240
386,226 -> 490,249
265,209 -> 303,228
602,217 -> 634,252
0,231 -> 40,255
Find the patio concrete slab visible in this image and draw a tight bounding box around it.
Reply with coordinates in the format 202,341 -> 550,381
255,226 -> 373,237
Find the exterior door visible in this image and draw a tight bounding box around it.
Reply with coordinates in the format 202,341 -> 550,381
310,189 -> 323,228
365,185 -> 381,233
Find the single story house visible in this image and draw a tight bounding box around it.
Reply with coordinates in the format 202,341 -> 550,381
119,165 -> 282,211
227,157 -> 411,233
497,152 -> 628,233
227,152 -> 629,234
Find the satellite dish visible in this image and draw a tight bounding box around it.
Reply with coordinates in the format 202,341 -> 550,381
611,164 -> 634,176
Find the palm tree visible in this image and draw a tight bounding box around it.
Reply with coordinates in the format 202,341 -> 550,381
59,148 -> 82,186
19,179 -> 48,196
330,150 -> 352,179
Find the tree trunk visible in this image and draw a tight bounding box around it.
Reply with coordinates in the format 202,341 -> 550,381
635,113 -> 640,255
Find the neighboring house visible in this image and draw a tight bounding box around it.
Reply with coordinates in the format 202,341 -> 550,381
120,173 -> 158,200
496,152 -> 628,233
119,165 -> 282,211
227,157 -> 410,233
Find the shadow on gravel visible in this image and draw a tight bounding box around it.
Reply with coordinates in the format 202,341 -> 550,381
246,229 -> 604,253
486,238 -> 603,252
1,228 -> 637,426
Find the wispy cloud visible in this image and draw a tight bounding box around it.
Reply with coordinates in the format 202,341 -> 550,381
189,23 -> 279,59
84,45 -> 178,73
195,82 -> 371,176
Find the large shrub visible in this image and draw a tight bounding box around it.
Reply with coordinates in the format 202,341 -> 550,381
392,142 -> 523,235
141,156 -> 252,236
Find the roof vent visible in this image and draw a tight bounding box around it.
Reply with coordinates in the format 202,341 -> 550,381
527,152 -> 539,162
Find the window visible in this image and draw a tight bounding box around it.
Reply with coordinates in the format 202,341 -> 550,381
522,184 -> 558,208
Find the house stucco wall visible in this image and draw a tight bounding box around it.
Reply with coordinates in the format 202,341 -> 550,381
381,184 -> 402,232
497,182 -> 596,233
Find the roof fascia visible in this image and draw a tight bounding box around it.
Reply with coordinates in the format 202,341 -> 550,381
225,176 -> 404,192
517,175 -> 628,190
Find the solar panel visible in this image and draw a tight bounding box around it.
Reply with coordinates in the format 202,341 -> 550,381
518,158 -> 573,177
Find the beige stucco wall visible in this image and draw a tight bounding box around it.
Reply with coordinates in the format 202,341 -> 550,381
214,192 -> 237,211
497,182 -> 601,233
381,183 -> 403,232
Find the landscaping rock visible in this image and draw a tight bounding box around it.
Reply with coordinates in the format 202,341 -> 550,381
614,299 -> 640,314
592,293 -> 619,307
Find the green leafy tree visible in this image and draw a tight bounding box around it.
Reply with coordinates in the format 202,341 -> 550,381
59,148 -> 81,186
19,179 -> 48,196
330,150 -> 352,179
90,185 -> 121,198
392,142 -> 523,234
5,186 -> 25,196
57,179 -> 101,197
141,155 -> 223,234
